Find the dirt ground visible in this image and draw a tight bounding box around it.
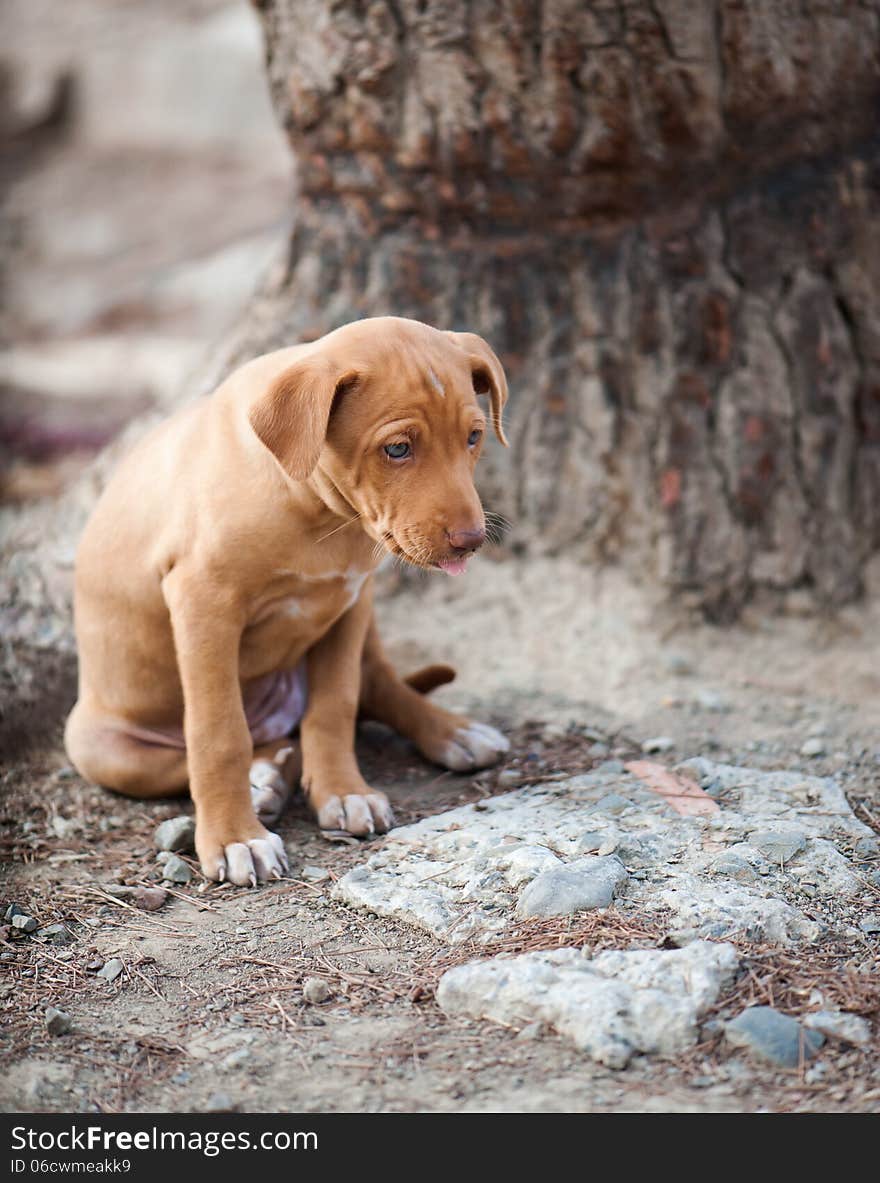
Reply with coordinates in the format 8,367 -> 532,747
2,558 -> 879,1114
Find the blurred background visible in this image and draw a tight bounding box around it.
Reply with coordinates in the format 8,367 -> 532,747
1,0 -> 291,502
2,1 -> 880,759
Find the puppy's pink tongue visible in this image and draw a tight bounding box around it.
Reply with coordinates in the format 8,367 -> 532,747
438,556 -> 469,576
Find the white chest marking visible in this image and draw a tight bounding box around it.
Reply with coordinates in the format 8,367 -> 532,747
343,568 -> 368,607
279,597 -> 307,619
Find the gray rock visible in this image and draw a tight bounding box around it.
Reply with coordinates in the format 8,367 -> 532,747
154,816 -> 196,853
45,1007 -> 71,1036
11,914 -> 37,933
574,831 -> 606,855
803,1010 -> 872,1047
154,851 -> 172,865
749,828 -> 807,864
800,738 -> 826,758
221,1047 -> 251,1070
596,760 -> 626,775
591,793 -> 632,816
4,904 -> 23,922
709,853 -> 757,883
303,977 -> 331,1005
859,913 -> 880,934
725,1006 -> 824,1067
516,856 -> 627,919
204,1092 -> 236,1113
588,742 -> 610,759
642,736 -> 675,754
300,866 -> 330,884
96,958 -> 124,982
664,653 -> 694,676
37,923 -> 74,946
161,854 -> 193,884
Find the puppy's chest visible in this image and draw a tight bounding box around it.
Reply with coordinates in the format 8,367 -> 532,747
243,567 -> 368,652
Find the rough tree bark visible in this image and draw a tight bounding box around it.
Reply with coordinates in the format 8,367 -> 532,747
2,1 -> 880,754
244,0 -> 880,619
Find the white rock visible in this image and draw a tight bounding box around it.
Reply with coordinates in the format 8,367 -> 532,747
333,761 -> 870,947
437,941 -> 739,1068
642,736 -> 675,754
804,1010 -> 872,1047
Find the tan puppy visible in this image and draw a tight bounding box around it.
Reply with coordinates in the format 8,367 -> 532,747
65,317 -> 510,886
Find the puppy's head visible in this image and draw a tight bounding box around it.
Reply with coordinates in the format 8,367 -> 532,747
249,317 -> 508,574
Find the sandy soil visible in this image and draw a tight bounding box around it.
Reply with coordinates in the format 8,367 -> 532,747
2,558 -> 878,1114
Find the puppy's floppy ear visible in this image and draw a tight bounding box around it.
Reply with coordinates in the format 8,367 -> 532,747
248,355 -> 359,481
445,331 -> 509,446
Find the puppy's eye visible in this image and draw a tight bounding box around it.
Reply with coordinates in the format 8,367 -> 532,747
467,429 -> 483,447
384,441 -> 411,460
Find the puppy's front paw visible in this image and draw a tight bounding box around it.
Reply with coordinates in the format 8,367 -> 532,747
314,790 -> 395,837
435,720 -> 510,772
198,827 -> 289,887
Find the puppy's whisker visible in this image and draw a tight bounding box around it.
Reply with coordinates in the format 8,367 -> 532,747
315,514 -> 361,544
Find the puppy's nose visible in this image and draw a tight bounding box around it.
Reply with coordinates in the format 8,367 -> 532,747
446,527 -> 486,554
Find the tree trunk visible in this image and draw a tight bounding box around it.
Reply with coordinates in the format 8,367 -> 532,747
244,0 -> 880,619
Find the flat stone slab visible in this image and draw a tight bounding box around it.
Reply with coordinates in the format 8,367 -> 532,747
437,940 -> 740,1068
333,760 -> 874,945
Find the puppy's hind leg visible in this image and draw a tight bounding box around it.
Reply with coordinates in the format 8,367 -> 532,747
64,701 -> 189,798
359,618 -> 509,772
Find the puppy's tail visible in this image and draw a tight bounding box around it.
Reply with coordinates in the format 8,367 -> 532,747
404,664 -> 456,695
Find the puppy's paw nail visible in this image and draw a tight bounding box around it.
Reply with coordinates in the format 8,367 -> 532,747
317,796 -> 345,831
267,830 -> 290,874
342,795 -> 375,836
247,835 -> 287,882
224,842 -> 256,887
366,793 -> 395,833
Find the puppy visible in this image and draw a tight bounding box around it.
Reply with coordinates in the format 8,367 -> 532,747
64,317 -> 510,886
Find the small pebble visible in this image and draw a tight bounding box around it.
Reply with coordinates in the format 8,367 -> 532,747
642,736 -> 675,754
496,769 -> 520,787
804,1010 -> 871,1047
45,1007 -> 71,1037
37,923 -> 74,946
4,904 -> 23,922
300,866 -> 330,884
800,737 -> 826,758
11,915 -> 37,934
134,887 -> 168,912
154,816 -> 196,853
204,1092 -> 236,1113
97,958 -> 124,982
725,1005 -> 824,1067
303,977 -> 332,1005
515,1021 -> 545,1042
161,855 -> 193,884
859,914 -> 880,934
596,759 -> 626,775
222,1048 -> 251,1070
664,653 -> 694,676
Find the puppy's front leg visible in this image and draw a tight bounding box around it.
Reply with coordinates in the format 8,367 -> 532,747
163,569 -> 288,885
301,579 -> 394,836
